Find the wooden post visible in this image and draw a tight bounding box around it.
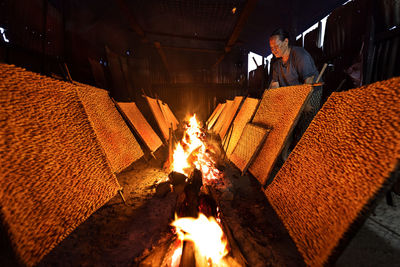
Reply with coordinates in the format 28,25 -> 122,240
118,190 -> 127,205
316,63 -> 328,83
64,63 -> 73,82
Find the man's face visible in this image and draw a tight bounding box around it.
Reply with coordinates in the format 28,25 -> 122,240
269,35 -> 288,58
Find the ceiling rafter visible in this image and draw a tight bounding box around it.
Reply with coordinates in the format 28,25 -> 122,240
154,42 -> 171,79
114,0 -> 147,42
114,0 -> 173,77
146,31 -> 226,43
115,0 -> 257,75
213,0 -> 259,68
161,45 -> 220,54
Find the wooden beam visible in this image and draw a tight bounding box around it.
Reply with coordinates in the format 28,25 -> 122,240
213,0 -> 259,67
212,53 -> 226,68
162,45 -> 220,54
146,31 -> 225,43
114,0 -> 148,42
154,41 -> 171,78
226,0 -> 258,49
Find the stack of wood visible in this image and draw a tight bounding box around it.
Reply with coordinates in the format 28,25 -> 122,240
139,166 -> 246,267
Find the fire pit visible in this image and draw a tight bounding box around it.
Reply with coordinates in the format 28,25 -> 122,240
141,115 -> 239,266
26,110 -> 303,267
134,115 -> 301,267
3,62 -> 398,267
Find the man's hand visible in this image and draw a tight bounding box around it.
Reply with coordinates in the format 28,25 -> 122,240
304,76 -> 315,84
270,81 -> 279,89
304,103 -> 313,112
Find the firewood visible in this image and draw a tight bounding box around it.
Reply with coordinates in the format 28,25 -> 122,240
155,182 -> 171,198
204,185 -> 248,266
135,237 -> 176,267
169,172 -> 187,186
179,241 -> 196,267
219,215 -> 248,266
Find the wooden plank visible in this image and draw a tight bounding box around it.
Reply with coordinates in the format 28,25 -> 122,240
206,103 -> 222,126
158,100 -> 178,131
164,103 -> 179,128
226,97 -> 259,158
146,96 -> 170,142
116,101 -> 163,153
0,63 -> 121,266
207,103 -> 225,130
76,83 -> 144,173
230,123 -> 270,174
249,84 -> 314,185
264,77 -> 400,266
212,100 -> 233,134
218,96 -> 243,139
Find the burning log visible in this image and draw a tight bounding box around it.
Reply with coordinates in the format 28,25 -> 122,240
174,169 -> 202,218
143,170 -> 246,266
179,241 -> 196,267
169,170 -> 201,267
204,185 -> 247,267
138,114 -> 248,266
155,181 -> 171,198
134,236 -> 183,267
169,172 -> 188,186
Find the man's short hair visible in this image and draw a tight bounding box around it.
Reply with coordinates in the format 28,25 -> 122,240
270,28 -> 290,43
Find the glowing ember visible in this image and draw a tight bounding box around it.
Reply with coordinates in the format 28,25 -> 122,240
171,213 -> 228,264
171,114 -> 222,183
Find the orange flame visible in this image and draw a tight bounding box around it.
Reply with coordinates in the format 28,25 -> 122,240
172,143 -> 189,175
169,115 -> 230,266
170,240 -> 183,267
171,213 -> 228,264
171,114 -> 221,183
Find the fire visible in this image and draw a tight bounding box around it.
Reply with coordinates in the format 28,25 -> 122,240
172,143 -> 189,174
170,240 -> 183,267
171,213 -> 228,264
168,115 -> 231,266
171,114 -> 221,183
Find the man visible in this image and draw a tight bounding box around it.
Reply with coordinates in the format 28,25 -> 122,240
268,29 -> 322,161
269,28 -> 319,88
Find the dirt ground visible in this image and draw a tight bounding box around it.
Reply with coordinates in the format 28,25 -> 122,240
39,149 -> 177,267
1,145 -> 302,267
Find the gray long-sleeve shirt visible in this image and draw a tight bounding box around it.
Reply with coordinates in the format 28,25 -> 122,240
271,46 -> 319,87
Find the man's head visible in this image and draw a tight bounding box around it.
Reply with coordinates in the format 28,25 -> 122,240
269,28 -> 290,58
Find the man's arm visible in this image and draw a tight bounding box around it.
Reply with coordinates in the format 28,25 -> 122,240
270,81 -> 279,89
294,47 -> 318,84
